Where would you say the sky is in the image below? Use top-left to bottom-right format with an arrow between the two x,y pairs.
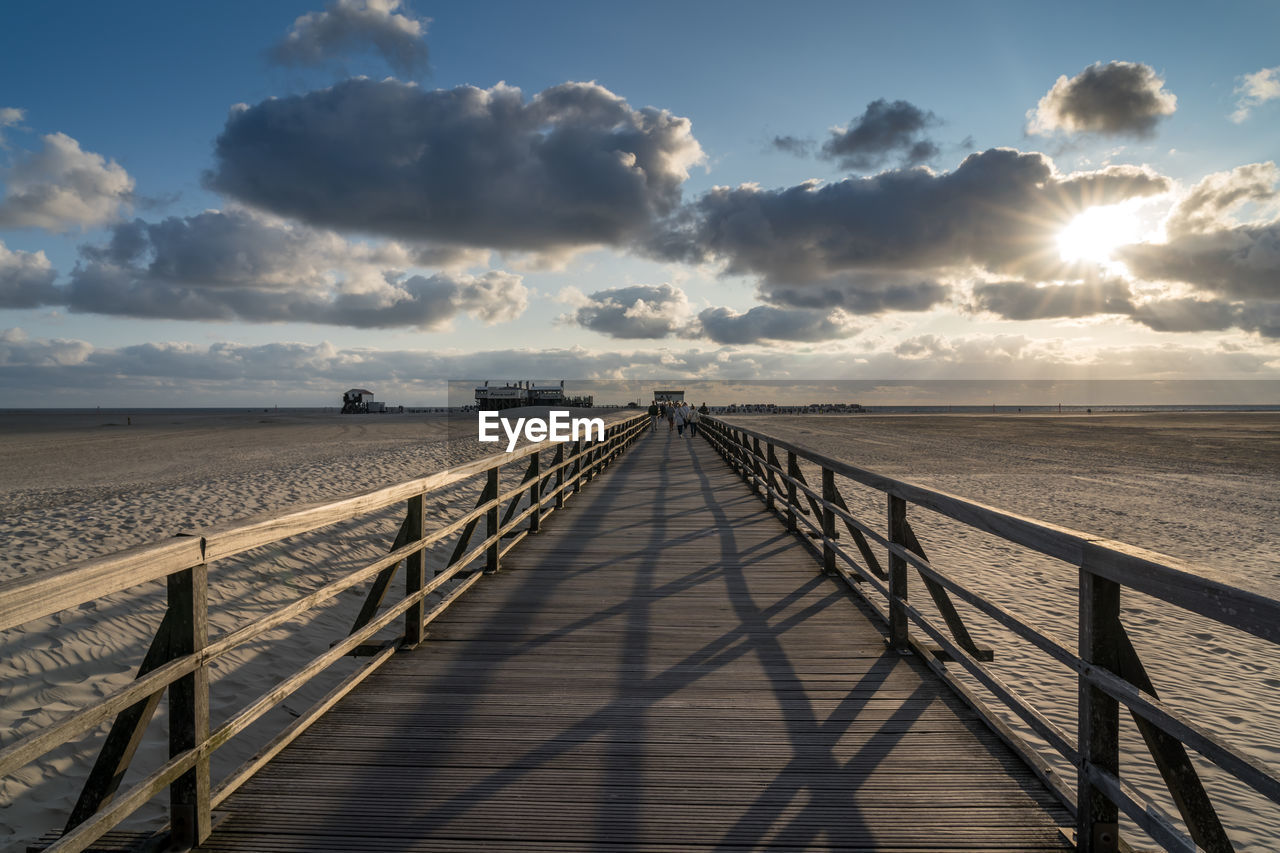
1,0 -> 1278,406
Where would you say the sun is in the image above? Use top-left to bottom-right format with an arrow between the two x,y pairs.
1056,203 -> 1141,265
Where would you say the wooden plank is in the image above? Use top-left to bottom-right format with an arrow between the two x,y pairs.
0,536 -> 203,631
64,611 -> 174,833
1078,566 -> 1121,853
707,418 -> 1280,642
167,563 -> 211,847
200,431 -> 1072,851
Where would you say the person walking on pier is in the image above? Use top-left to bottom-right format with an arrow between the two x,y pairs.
686,403 -> 700,438
648,401 -> 660,430
673,402 -> 688,437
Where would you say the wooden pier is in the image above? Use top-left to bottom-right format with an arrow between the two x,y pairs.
4,411 -> 1279,852
197,428 -> 1071,851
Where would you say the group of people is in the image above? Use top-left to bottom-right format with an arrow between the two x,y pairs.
648,400 -> 709,438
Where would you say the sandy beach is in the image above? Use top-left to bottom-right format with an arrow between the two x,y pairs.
1,410 -> 1278,851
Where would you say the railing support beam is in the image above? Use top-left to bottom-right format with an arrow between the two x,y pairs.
887,495 -> 909,651
168,562 -> 211,848
1078,565 -> 1121,853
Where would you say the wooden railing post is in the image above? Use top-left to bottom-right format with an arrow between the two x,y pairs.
554,443 -> 565,509
887,495 -> 908,651
486,466 -> 500,573
821,467 -> 837,575
404,494 -> 425,645
529,451 -> 542,534
1078,563 -> 1121,853
167,562 -> 211,848
764,442 -> 776,512
786,450 -> 798,532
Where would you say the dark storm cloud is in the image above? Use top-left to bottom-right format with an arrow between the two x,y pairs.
696,305 -> 857,344
971,280 -> 1135,320
821,99 -> 940,171
758,272 -> 949,313
0,241 -> 60,308
1027,61 -> 1177,138
53,209 -> 528,328
269,0 -> 430,78
568,283 -> 691,339
649,148 -> 1170,287
1122,225 -> 1280,301
205,79 -> 703,252
1129,298 -> 1280,339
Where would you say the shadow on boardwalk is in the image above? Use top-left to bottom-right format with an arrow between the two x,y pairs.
202,430 -> 1071,851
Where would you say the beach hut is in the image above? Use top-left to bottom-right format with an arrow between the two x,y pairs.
342,388 -> 376,414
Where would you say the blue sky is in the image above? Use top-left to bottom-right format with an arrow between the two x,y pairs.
1,1 -> 1278,405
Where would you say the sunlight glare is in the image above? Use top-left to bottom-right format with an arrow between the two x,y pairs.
1056,204 -> 1141,265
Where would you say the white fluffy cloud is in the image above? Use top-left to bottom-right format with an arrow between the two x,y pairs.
269,0 -> 430,77
1,208 -> 529,329
0,132 -> 134,231
0,241 -> 59,307
1231,66 -> 1280,123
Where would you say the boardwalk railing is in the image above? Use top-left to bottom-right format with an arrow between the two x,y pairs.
0,412 -> 650,853
700,415 -> 1280,853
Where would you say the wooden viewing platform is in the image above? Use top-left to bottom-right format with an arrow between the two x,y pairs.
198,428 -> 1072,851
4,411 -> 1279,853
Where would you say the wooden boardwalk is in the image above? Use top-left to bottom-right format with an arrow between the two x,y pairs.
199,428 -> 1072,851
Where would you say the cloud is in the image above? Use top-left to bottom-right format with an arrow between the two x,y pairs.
697,305 -> 858,344
971,279 -> 1135,320
757,272 -> 950,313
1231,66 -> 1280,123
1120,164 -> 1279,302
206,79 -> 704,253
2,330 -> 1275,405
0,132 -> 134,231
0,328 -> 93,368
269,0 -> 429,77
649,148 -> 1170,292
0,241 -> 59,308
0,107 -> 23,146
1027,61 -> 1177,137
1164,162 -> 1278,237
770,135 -> 814,157
820,99 -> 940,171
565,283 -> 692,338
1126,297 -> 1280,338
1122,225 -> 1279,300
19,208 -> 527,329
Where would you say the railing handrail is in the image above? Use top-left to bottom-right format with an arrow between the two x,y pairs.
0,414 -> 629,632
700,414 -> 1280,853
705,415 -> 1280,644
0,411 -> 652,853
